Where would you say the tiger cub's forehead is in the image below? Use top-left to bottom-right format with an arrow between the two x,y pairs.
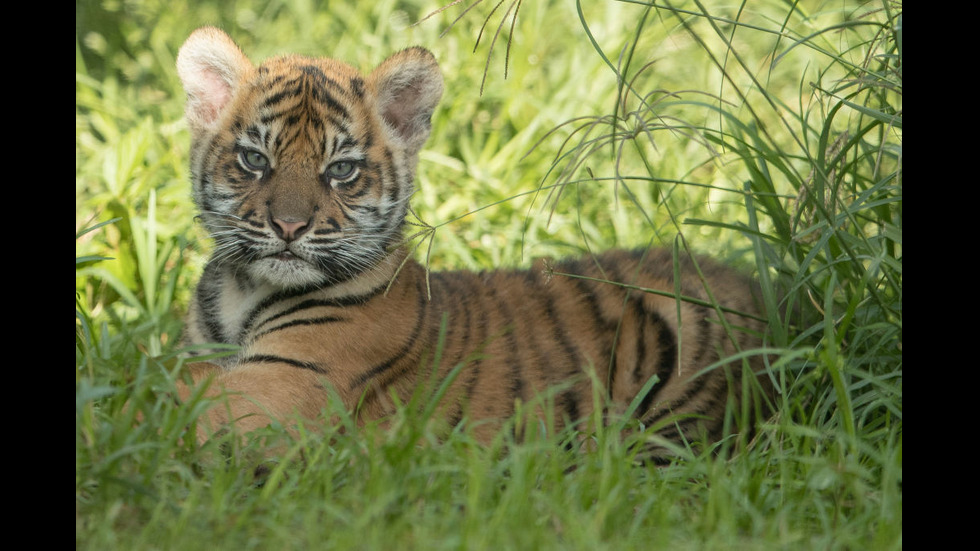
256,54 -> 367,98
236,54 -> 374,160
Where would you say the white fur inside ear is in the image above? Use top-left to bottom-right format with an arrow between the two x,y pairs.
176,27 -> 253,131
371,48 -> 444,153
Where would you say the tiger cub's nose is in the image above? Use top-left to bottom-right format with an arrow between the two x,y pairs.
272,217 -> 310,242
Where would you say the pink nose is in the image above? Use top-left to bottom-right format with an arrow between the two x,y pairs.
273,218 -> 309,241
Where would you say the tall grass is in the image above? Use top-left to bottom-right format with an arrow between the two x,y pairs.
76,0 -> 901,548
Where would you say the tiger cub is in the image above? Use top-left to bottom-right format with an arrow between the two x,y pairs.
175,27 -> 772,454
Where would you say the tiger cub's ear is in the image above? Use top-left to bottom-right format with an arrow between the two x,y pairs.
368,47 -> 444,154
176,26 -> 254,133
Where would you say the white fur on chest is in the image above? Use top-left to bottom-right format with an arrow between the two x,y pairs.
215,270 -> 278,347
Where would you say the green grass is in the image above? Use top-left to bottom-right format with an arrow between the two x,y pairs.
76,0 -> 902,549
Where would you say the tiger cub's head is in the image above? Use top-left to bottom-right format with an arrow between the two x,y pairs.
177,27 -> 443,289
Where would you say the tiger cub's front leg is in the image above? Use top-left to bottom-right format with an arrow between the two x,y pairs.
175,362 -> 332,443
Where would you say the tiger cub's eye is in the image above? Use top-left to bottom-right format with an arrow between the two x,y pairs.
240,149 -> 269,171
326,161 -> 357,182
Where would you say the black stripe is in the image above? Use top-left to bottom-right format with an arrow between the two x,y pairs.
240,354 -> 327,374
447,409 -> 463,429
691,314 -> 715,370
253,315 -> 346,340
652,414 -> 709,443
485,280 -> 525,406
299,65 -> 350,118
637,310 -> 678,416
198,174 -> 216,213
631,299 -> 648,384
349,76 -> 365,98
463,276 -> 489,407
539,276 -> 580,360
566,269 -> 618,390
241,282 -> 388,341
299,64 -> 346,92
261,80 -> 303,109
559,390 -> 580,427
531,272 -> 586,412
350,277 -> 429,389
195,264 -> 229,344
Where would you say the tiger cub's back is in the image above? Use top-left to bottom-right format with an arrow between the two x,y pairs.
395,247 -> 771,449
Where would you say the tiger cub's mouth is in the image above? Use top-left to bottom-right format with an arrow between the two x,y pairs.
270,251 -> 301,261
260,246 -> 315,270
249,248 -> 327,289
265,250 -> 317,272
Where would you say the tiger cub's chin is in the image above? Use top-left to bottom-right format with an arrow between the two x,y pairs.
175,26 -> 774,457
247,254 -> 329,290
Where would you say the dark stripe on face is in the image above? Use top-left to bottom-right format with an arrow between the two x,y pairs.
298,64 -> 345,91
299,65 -> 350,118
381,146 -> 400,201
245,125 -> 264,143
349,76 -> 365,98
331,134 -> 360,156
197,174 -> 216,213
261,81 -> 304,110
